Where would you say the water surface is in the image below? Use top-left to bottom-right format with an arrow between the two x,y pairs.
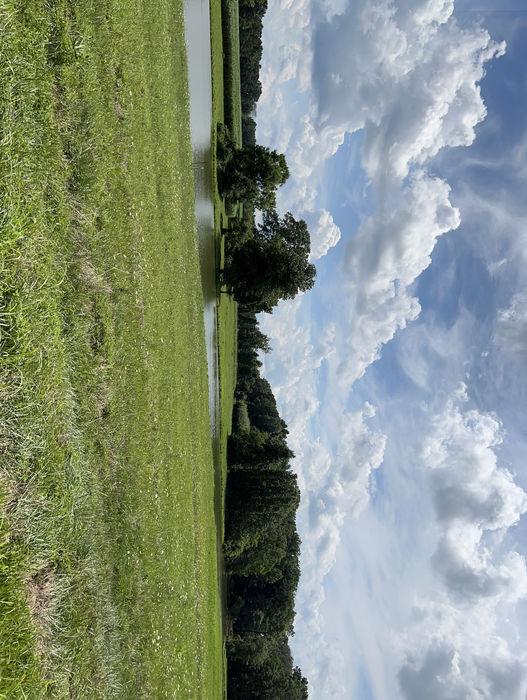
183,0 -> 227,637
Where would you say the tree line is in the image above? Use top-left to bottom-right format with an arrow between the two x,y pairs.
225,309 -> 308,700
239,0 -> 267,145
217,120 -> 315,312
216,0 -> 315,313
218,0 -> 315,695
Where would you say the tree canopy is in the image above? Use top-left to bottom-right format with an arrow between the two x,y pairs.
219,144 -> 290,210
223,211 -> 316,313
225,308 -> 309,697
239,0 -> 267,116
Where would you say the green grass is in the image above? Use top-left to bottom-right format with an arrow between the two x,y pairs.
209,4 -> 240,698
211,0 -> 226,135
0,0 -> 222,697
220,0 -> 243,150
217,297 -> 238,506
210,0 -> 239,510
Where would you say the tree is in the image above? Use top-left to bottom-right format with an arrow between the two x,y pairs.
239,0 -> 268,114
246,375 -> 288,436
223,210 -> 317,313
218,144 -> 289,209
228,427 -> 293,466
224,466 -> 300,558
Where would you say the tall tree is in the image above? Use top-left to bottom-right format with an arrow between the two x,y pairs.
225,466 -> 300,558
224,210 -> 316,313
219,144 -> 289,209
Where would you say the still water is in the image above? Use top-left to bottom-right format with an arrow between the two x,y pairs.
182,0 -> 218,436
182,0 -> 227,634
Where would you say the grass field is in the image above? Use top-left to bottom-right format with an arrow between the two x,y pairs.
209,4 -> 239,690
0,1 -> 223,697
210,0 -> 239,511
218,0 -> 242,150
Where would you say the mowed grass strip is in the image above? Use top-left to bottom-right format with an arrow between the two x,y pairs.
210,0 -> 239,512
0,1 -> 222,697
219,0 -> 242,149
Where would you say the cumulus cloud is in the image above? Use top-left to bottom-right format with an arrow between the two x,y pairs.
453,381 -> 469,402
257,0 -> 510,697
261,302 -> 386,684
314,2 -> 504,187
260,299 -> 336,471
260,0 -> 502,394
338,175 -> 460,386
259,0 -> 503,229
394,402 -> 527,700
421,403 -> 527,603
295,404 -> 387,638
399,643 -> 526,700
304,209 -> 342,261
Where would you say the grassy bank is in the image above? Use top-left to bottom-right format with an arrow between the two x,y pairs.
219,0 -> 242,149
0,1 -> 222,697
210,0 -> 240,508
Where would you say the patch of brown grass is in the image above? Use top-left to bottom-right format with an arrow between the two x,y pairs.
25,564 -> 55,659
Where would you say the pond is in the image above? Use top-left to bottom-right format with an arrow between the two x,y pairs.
182,0 -> 227,637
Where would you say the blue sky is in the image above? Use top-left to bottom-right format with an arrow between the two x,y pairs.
255,1 -> 527,698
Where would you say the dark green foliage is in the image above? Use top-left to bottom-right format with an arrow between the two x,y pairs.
246,376 -> 288,436
239,0 -> 267,114
225,309 -> 308,696
218,144 -> 289,209
228,638 -> 308,700
228,428 -> 293,465
242,114 -> 257,146
225,461 -> 300,557
223,0 -> 310,692
223,210 -> 316,313
228,526 -> 300,639
228,425 -> 270,464
229,518 -> 293,579
226,215 -> 255,251
238,307 -> 272,354
217,122 -> 237,170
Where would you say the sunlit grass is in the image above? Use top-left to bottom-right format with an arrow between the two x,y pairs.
0,0 -> 222,697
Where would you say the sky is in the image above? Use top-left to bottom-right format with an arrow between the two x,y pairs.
254,1 -> 527,698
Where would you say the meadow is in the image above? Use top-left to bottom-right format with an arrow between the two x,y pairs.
0,0 -> 238,696
211,0 -> 240,509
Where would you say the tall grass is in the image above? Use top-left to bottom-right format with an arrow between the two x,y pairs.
0,0 -> 222,697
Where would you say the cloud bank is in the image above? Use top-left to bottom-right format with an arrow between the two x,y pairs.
397,402 -> 527,700
339,174 -> 460,387
256,0 -> 515,697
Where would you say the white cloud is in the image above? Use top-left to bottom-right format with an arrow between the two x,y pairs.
338,174 -> 460,387
260,299 -> 335,477
420,403 -> 527,604
256,1 -> 513,697
453,381 -> 469,402
259,0 -> 501,394
261,302 -> 387,695
259,0 -> 504,223
304,209 -> 342,261
316,6 -> 505,187
399,642 -> 526,700
394,402 -> 527,700
495,292 -> 527,369
294,405 -> 387,673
